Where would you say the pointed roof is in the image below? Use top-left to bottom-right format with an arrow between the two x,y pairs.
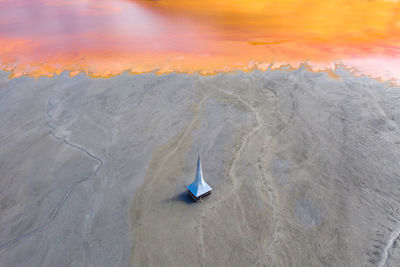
187,155 -> 212,197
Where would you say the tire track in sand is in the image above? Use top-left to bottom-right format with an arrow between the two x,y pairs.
196,85 -> 262,265
130,89 -> 208,266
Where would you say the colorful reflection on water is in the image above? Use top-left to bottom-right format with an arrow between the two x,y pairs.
0,0 -> 399,80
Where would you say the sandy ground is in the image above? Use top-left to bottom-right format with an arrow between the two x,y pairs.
0,68 -> 400,266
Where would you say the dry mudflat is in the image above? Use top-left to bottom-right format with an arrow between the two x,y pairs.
0,68 -> 400,266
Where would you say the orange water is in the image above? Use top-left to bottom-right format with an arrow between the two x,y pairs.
0,0 -> 399,80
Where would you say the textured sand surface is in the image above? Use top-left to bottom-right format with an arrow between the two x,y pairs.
0,69 -> 400,266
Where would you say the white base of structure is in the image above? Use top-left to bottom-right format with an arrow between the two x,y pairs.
187,190 -> 211,202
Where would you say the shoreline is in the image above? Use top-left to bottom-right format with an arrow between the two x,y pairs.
1,61 -> 398,86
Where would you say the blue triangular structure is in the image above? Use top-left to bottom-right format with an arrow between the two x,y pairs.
187,155 -> 212,201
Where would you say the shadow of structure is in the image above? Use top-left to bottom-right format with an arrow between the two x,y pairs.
167,191 -> 196,204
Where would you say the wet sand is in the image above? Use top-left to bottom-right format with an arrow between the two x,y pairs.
0,68 -> 400,266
